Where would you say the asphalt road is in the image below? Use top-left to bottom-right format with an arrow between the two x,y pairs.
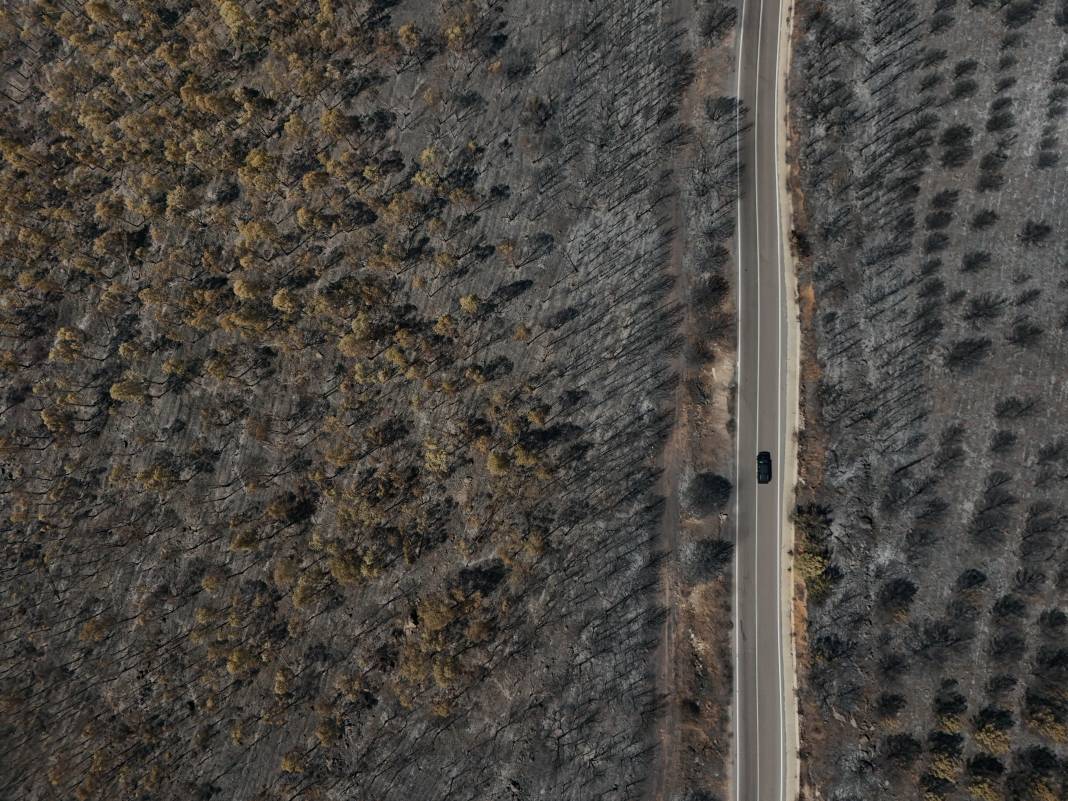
732,0 -> 795,798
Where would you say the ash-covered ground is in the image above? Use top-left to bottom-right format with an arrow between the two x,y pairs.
791,0 -> 1068,798
0,1 -> 739,800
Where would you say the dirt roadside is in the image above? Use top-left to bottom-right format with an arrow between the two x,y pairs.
650,5 -> 743,799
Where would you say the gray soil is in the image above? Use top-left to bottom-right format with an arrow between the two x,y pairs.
790,0 -> 1068,798
0,1 -> 738,800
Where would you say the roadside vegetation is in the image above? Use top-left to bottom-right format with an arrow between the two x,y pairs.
0,1 -> 739,800
791,0 -> 1068,799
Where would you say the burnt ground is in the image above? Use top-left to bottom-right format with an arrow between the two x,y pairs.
790,0 -> 1068,799
0,1 -> 739,801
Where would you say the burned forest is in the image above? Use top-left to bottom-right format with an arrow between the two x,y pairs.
0,1 -> 742,801
792,0 -> 1068,799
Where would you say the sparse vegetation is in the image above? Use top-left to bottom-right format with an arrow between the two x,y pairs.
0,1 -> 738,800
792,0 -> 1068,798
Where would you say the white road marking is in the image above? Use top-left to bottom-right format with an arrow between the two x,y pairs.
772,0 -> 788,797
733,0 -> 792,798
731,0 -> 748,799
752,0 -> 766,797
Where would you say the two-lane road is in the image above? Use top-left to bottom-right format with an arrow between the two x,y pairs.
732,0 -> 797,799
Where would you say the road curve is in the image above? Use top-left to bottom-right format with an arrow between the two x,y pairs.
732,0 -> 797,799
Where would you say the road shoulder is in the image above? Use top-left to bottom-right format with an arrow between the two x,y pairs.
776,0 -> 802,797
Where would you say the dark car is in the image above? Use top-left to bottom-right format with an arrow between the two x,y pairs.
757,451 -> 772,484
